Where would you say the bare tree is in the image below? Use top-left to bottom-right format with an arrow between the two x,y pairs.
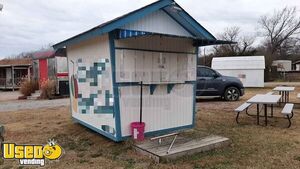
4,44 -> 54,59
213,26 -> 255,57
259,7 -> 300,56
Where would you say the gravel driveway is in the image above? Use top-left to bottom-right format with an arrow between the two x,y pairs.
0,91 -> 21,102
0,98 -> 70,112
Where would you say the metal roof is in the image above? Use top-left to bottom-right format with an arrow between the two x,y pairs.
53,0 -> 229,49
0,58 -> 32,67
32,48 -> 66,60
293,60 -> 300,64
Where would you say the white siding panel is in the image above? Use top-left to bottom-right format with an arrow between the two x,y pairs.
152,52 -> 161,82
160,53 -> 170,82
168,53 -> 178,82
178,54 -> 188,82
56,57 -> 68,73
187,54 -> 197,81
135,51 -> 144,82
143,52 -> 153,83
115,49 -> 195,83
119,84 -> 194,137
121,10 -> 192,37
115,50 -> 123,82
67,35 -> 116,135
116,49 -> 136,82
216,69 -> 265,87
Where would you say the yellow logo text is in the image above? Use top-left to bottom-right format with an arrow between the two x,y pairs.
2,140 -> 63,166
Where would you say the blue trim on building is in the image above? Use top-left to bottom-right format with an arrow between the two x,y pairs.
116,29 -> 196,41
116,82 -> 140,86
53,0 -> 173,49
117,82 -> 197,86
73,117 -> 117,141
118,29 -> 150,39
192,47 -> 199,127
185,81 -> 197,84
109,31 -> 123,142
149,84 -> 157,95
167,84 -> 175,94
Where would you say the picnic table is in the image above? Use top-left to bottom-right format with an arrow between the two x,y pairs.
247,94 -> 281,126
273,86 -> 295,103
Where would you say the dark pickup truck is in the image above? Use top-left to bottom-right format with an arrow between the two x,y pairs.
196,66 -> 245,101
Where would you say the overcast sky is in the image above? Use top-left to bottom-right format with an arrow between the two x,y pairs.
0,0 -> 300,59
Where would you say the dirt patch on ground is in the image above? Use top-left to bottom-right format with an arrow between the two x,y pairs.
0,88 -> 299,168
0,98 -> 69,112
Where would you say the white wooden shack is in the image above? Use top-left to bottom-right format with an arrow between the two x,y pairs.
53,0 -> 229,141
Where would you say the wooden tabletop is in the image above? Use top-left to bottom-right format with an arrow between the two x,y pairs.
273,86 -> 295,92
247,94 -> 282,104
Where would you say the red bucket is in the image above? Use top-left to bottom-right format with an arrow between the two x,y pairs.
130,122 -> 145,141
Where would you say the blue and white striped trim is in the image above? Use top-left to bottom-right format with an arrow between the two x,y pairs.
118,29 -> 151,39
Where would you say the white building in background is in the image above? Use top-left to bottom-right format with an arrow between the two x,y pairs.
293,60 -> 300,71
272,60 -> 292,72
212,56 -> 265,87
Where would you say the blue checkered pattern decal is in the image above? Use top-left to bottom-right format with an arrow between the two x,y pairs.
77,58 -> 114,115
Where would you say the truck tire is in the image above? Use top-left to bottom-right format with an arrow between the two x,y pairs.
224,87 -> 240,101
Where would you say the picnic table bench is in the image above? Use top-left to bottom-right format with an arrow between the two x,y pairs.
234,93 -> 295,128
234,103 -> 252,124
273,86 -> 295,103
234,92 -> 277,124
281,103 -> 294,128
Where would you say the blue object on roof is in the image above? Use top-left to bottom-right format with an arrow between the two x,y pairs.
53,0 -> 218,49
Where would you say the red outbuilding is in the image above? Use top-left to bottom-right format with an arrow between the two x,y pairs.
32,49 -> 69,96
